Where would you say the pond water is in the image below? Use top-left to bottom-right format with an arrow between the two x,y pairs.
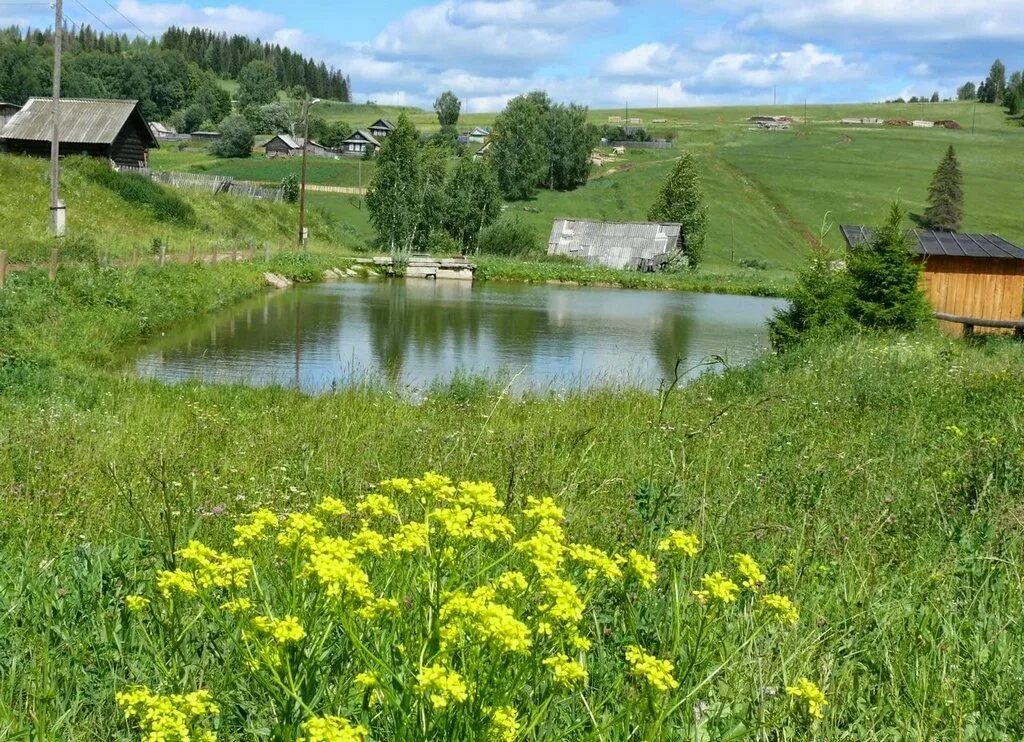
134,281 -> 785,393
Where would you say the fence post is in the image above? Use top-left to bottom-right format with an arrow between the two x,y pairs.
49,248 -> 59,282
0,249 -> 7,288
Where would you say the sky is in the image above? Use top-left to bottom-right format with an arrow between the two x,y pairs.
4,1 -> 1022,112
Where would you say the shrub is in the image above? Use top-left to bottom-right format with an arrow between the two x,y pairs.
739,257 -> 770,271
769,252 -> 856,351
81,160 -> 196,226
477,217 -> 540,256
116,474 -> 823,739
281,174 -> 300,204
212,115 -> 255,159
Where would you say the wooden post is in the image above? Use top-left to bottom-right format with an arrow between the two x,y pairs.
49,247 -> 58,281
0,250 -> 7,288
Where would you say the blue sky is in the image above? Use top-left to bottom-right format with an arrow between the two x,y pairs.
5,1 -> 1022,111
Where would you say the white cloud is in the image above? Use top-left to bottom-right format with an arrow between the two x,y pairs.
457,0 -> 619,27
602,42 -> 682,78
114,0 -> 285,36
702,44 -> 859,89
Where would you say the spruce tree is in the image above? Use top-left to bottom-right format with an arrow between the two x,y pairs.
923,146 -> 964,232
847,202 -> 931,331
647,153 -> 708,268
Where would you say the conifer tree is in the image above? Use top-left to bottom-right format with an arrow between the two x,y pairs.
647,152 -> 708,268
923,146 -> 964,232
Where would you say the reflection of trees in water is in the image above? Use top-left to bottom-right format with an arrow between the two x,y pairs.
651,312 -> 696,383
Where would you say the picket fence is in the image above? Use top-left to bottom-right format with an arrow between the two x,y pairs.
120,167 -> 284,203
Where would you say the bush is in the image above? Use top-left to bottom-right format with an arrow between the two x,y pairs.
477,217 -> 540,256
768,253 -> 856,351
212,115 -> 255,159
281,174 -> 300,204
80,159 -> 196,226
739,258 -> 770,271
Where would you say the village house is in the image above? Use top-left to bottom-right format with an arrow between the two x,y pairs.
548,219 -> 683,271
842,226 -> 1024,336
467,127 -> 490,143
149,121 -> 178,140
367,119 -> 395,140
0,102 -> 21,128
340,129 -> 381,157
0,97 -> 157,168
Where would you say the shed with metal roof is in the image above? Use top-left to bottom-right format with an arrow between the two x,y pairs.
548,219 -> 683,271
0,97 -> 157,168
842,225 -> 1024,335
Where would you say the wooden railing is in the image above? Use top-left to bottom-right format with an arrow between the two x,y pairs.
934,312 -> 1024,338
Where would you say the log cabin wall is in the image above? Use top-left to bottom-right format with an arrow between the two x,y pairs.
919,256 -> 1024,336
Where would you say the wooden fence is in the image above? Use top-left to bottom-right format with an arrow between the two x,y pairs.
119,167 -> 285,202
606,140 -> 675,150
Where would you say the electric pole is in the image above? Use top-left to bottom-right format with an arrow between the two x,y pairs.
50,0 -> 66,237
297,97 -> 320,246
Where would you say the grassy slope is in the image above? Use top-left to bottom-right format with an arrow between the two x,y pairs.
154,100 -> 1023,270
0,155 -> 332,263
2,262 -> 1024,736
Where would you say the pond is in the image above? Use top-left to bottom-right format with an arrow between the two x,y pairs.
134,281 -> 785,394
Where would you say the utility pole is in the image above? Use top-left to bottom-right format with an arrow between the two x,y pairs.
50,0 -> 66,237
297,97 -> 320,246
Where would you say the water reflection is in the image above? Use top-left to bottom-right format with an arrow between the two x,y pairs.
134,280 -> 784,393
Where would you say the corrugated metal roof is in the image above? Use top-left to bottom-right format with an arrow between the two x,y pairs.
267,134 -> 302,149
548,219 -> 683,270
841,225 -> 1024,261
1,98 -> 143,144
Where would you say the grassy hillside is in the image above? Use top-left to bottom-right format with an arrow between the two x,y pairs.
152,100 -> 1022,270
0,155 -> 332,263
3,260 -> 1024,737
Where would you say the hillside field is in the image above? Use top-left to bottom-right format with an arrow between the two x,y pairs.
154,100 -> 1023,269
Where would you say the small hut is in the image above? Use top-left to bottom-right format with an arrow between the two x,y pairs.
0,97 -> 157,167
548,219 -> 683,271
842,226 -> 1024,335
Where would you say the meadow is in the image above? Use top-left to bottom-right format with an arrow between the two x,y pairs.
2,257 -> 1024,738
153,100 -> 1024,271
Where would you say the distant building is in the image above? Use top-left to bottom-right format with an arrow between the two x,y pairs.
264,134 -> 303,158
367,119 -> 395,140
840,117 -> 884,125
0,97 -> 157,168
0,102 -> 21,128
467,127 -> 490,143
191,131 -> 222,141
548,219 -> 683,271
842,225 -> 1024,336
340,129 -> 381,157
149,121 -> 177,139
912,120 -> 935,128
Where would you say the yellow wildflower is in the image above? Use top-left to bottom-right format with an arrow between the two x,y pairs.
469,513 -> 517,542
351,527 -> 388,557
433,506 -> 474,539
543,654 -> 588,689
494,571 -> 529,595
657,530 -> 701,558
760,593 -> 799,625
125,595 -> 150,613
786,677 -> 828,719
220,597 -> 254,615
442,590 -> 533,653
628,550 -> 658,589
624,645 -> 679,692
515,518 -> 567,576
356,493 -> 399,518
252,615 -> 306,645
116,687 -> 218,742
304,537 -> 374,602
538,574 -> 585,625
389,522 -> 430,554
732,553 -> 767,591
488,705 -> 520,742
358,597 -> 400,621
416,665 -> 469,708
232,509 -> 279,548
523,496 -> 564,521
379,477 -> 414,497
178,541 -> 252,590
456,480 -> 502,511
156,569 -> 198,599
276,512 -> 324,548
317,497 -> 349,517
697,572 -> 740,604
299,715 -> 368,742
412,472 -> 456,500
568,544 -> 624,582
354,671 -> 379,689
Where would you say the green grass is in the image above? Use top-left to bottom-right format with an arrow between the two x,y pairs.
2,260 -> 1024,737
150,150 -> 376,190
0,155 -> 334,263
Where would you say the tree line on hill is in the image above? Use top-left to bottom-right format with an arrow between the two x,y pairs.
956,58 -> 1024,120
0,25 -> 349,131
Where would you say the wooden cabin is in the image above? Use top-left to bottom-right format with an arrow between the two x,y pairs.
368,119 -> 395,140
340,129 -> 380,157
842,226 -> 1024,336
0,98 -> 157,168
264,134 -> 303,158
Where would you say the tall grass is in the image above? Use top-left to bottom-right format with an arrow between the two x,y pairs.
1,260 -> 1024,737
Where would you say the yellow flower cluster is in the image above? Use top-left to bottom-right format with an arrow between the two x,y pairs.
303,536 -> 373,602
299,715 -> 368,742
761,593 -> 799,625
442,587 -> 532,653
515,517 -> 567,576
356,493 -> 399,518
232,508 -> 279,547
542,654 -> 588,689
523,496 -> 564,521
488,705 -> 521,742
416,664 -> 469,708
657,530 -> 701,558
116,687 -> 218,742
538,574 -> 585,625
627,550 -> 658,589
126,595 -> 150,613
694,571 -> 740,604
276,513 -> 325,548
624,645 -> 679,692
178,541 -> 252,590
732,553 -> 767,591
156,569 -> 198,598
494,570 -> 529,594
389,522 -> 429,554
317,497 -> 349,517
567,544 -> 624,582
220,597 -> 254,614
252,615 -> 306,645
786,677 -> 828,719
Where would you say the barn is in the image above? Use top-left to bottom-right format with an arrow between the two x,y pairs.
264,134 -> 303,158
842,226 -> 1024,336
548,219 -> 683,271
0,97 -> 157,168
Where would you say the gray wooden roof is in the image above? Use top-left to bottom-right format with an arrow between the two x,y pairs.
343,129 -> 381,146
548,219 -> 683,270
841,225 -> 1024,260
1,98 -> 156,146
266,133 -> 302,149
369,119 -> 395,131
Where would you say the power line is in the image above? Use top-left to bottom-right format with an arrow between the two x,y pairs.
96,0 -> 148,37
70,0 -> 114,33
